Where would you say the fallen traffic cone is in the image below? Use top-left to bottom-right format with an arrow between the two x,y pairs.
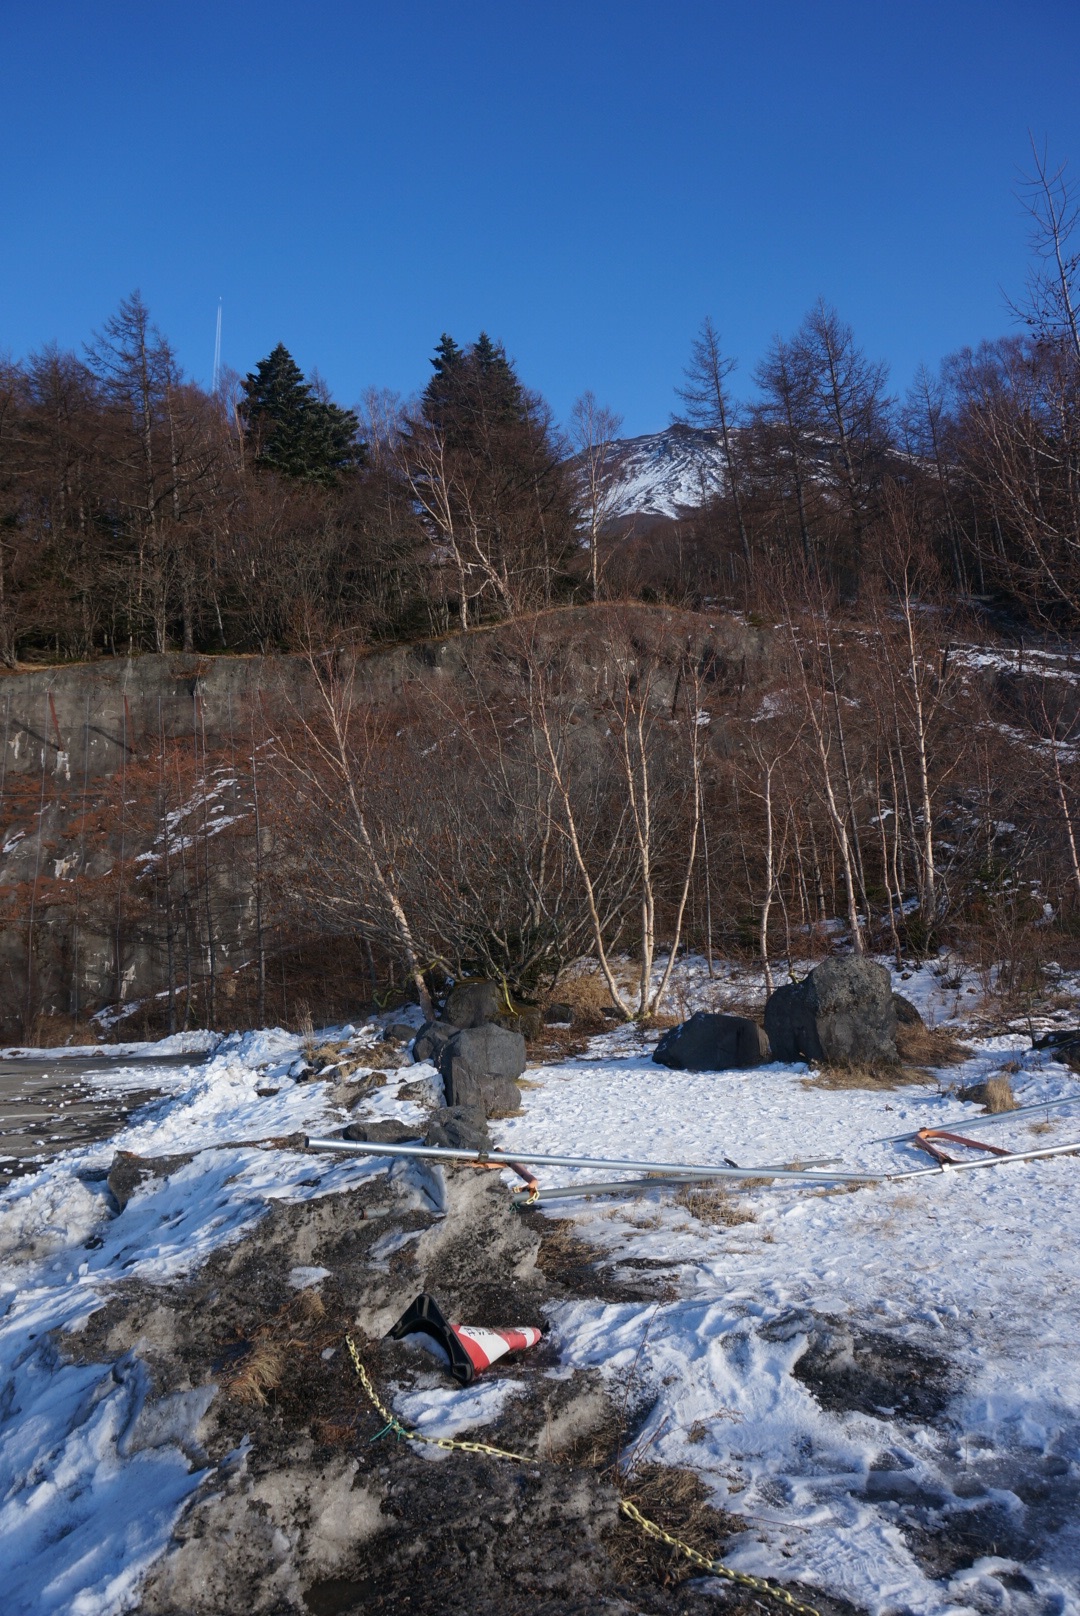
387,1293 -> 542,1386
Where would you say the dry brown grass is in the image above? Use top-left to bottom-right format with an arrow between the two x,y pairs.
673,1184 -> 754,1227
527,1025 -> 592,1061
895,1021 -> 971,1067
296,1288 -> 326,1321
809,1180 -> 876,1197
533,1214 -> 608,1289
638,1010 -> 680,1032
984,1074 -> 1017,1112
550,964 -> 630,1031
958,1073 -> 1017,1113
311,1041 -> 346,1067
226,1340 -> 286,1406
806,1060 -> 913,1090
607,1462 -> 741,1588
219,1284 -> 336,1408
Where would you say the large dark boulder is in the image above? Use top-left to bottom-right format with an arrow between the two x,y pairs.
343,1118 -> 423,1144
424,1105 -> 491,1151
439,1024 -> 526,1116
444,981 -> 502,1028
653,1012 -> 769,1072
763,982 -> 824,1063
413,1020 -> 458,1064
764,958 -> 898,1065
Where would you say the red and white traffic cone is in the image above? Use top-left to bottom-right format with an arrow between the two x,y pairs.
387,1294 -> 542,1386
451,1323 -> 543,1377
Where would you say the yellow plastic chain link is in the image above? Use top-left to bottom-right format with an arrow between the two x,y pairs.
345,1337 -> 822,1616
346,1336 -> 532,1461
618,1497 -> 823,1616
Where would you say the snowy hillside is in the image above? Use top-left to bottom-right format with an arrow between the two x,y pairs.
600,424 -> 726,521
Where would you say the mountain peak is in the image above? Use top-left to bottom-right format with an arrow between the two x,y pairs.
601,424 -> 726,521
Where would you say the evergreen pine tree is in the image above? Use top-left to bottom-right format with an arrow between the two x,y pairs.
471,332 -> 524,422
421,334 -> 466,429
242,343 -> 363,484
406,331 -> 577,619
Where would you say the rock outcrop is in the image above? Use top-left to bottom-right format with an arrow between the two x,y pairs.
764,958 -> 898,1065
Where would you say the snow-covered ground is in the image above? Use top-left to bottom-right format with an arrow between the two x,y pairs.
2,977 -> 1080,1615
498,1043 -> 1080,1616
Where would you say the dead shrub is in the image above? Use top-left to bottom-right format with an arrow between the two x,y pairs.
806,1060 -> 913,1090
673,1184 -> 754,1226
895,1021 -> 970,1067
958,1073 -> 1017,1113
25,1011 -> 101,1048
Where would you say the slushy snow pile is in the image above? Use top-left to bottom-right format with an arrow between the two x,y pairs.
2,973 -> 1080,1615
0,1028 -> 400,1616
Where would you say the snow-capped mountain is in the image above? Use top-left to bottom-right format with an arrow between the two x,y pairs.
600,424 -> 726,521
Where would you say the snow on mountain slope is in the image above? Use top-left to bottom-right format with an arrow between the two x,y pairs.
600,424 -> 726,521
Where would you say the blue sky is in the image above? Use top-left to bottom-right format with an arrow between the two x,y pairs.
2,1 -> 1078,434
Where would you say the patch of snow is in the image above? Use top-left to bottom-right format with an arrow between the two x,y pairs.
287,1265 -> 331,1289
393,1379 -> 524,1443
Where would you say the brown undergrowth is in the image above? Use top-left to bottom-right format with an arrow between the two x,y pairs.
895,1021 -> 971,1067
957,1073 -> 1017,1113
806,1061 -> 915,1091
608,1462 -> 744,1588
673,1184 -> 755,1226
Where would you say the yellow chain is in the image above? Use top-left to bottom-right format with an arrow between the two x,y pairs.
345,1337 -> 821,1616
618,1496 -> 823,1616
345,1336 -> 532,1461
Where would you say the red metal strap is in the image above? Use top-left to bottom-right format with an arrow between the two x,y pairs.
913,1127 -> 1013,1165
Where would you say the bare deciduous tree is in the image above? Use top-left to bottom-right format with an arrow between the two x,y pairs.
569,391 -> 624,601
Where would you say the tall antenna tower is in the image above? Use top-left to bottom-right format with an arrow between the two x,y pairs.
212,298 -> 222,392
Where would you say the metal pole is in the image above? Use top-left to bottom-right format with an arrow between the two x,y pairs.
867,1093 -> 1080,1144
512,1138 -> 1080,1201
510,1174 -> 788,1204
304,1136 -> 889,1184
304,1133 -> 1080,1192
897,1137 -> 1080,1176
